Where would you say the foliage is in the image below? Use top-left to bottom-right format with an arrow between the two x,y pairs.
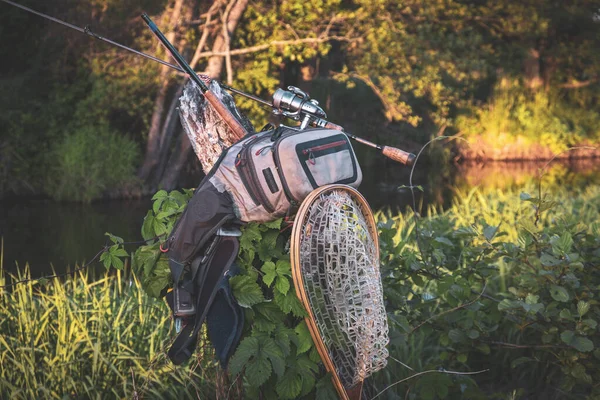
131,188 -> 194,297
0,267 -> 221,399
4,181 -> 599,398
455,82 -> 600,156
129,189 -> 332,398
1,0 -> 599,198
46,122 -> 140,202
373,183 -> 600,399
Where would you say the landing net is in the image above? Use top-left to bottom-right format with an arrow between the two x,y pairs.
296,187 -> 389,389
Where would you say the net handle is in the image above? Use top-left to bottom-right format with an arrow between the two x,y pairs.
290,184 -> 379,400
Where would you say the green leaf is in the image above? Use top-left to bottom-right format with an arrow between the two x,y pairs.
511,357 -> 535,368
246,356 -> 272,387
570,364 -> 592,384
498,299 -> 522,311
295,321 -> 313,354
111,254 -> 124,270
152,219 -> 168,236
549,285 -> 569,302
434,237 -> 454,247
240,223 -> 263,252
315,373 -> 338,400
274,328 -> 293,357
483,225 -> 498,241
141,211 -> 156,240
520,192 -> 532,200
105,232 -> 124,245
262,261 -> 277,287
231,275 -> 265,308
525,294 -> 539,304
560,331 -> 575,344
257,231 -> 280,262
255,302 -> 286,323
561,330 -> 594,352
553,232 -> 574,255
559,309 -> 573,321
100,251 -> 111,270
274,290 -> 307,318
262,336 -> 286,378
276,368 -> 303,399
275,260 -> 291,276
229,336 -> 259,377
571,337 -> 594,353
151,190 -> 168,201
37,277 -> 49,286
275,276 -> 291,296
583,319 -> 597,329
448,329 -> 466,343
263,218 -> 283,230
540,253 -> 561,267
577,301 -> 590,317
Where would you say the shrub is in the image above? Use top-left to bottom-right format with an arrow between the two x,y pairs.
47,123 -> 139,202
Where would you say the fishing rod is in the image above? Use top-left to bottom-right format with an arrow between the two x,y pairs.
0,0 -> 272,108
1,0 -> 416,165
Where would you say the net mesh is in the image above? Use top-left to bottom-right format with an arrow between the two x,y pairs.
299,189 -> 389,388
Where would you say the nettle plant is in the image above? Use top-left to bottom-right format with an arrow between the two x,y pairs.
123,189 -> 338,399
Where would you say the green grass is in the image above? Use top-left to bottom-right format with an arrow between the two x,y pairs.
0,266 -> 223,399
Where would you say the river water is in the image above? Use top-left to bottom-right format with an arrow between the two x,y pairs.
1,158 -> 598,278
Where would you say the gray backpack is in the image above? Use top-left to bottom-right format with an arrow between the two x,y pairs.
211,126 -> 363,222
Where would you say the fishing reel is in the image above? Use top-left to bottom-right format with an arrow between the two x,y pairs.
272,86 -> 327,130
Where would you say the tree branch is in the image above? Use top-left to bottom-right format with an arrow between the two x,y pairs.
485,341 -> 570,350
558,78 -> 597,89
222,0 -> 236,84
192,35 -> 358,58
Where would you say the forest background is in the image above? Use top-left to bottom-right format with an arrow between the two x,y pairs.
0,0 -> 599,202
1,1 -> 600,399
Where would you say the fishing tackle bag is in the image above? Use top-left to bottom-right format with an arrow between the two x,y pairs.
211,126 -> 363,223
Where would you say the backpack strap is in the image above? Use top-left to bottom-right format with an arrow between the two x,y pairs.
168,235 -> 240,365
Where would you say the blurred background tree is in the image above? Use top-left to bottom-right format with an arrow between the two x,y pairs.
0,0 -> 598,201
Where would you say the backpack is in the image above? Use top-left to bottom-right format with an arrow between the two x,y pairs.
211,125 -> 363,222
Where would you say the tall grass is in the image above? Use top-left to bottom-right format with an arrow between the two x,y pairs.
0,266 -> 220,399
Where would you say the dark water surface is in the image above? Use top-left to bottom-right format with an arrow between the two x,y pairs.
1,159 -> 598,278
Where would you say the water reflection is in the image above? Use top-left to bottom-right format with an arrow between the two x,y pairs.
0,198 -> 149,277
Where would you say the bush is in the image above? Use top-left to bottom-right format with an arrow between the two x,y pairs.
47,123 -> 139,202
455,81 -> 600,158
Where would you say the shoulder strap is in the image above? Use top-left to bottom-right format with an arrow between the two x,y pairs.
168,236 -> 240,365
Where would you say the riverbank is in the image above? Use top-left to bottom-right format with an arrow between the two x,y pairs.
456,136 -> 600,162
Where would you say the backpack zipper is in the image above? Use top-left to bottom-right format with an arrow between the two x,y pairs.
302,140 -> 347,154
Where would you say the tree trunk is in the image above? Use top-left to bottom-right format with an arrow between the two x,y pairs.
137,0 -> 186,181
150,84 -> 185,187
158,0 -> 249,190
524,48 -> 543,90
